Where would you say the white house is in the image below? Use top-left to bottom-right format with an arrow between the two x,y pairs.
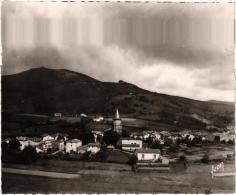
35,146 -> 44,153
118,138 -> 143,151
93,116 -> 104,122
135,148 -> 161,161
66,139 -> 82,153
42,134 -> 54,142
87,143 -> 100,154
19,140 -> 40,150
80,113 -> 87,118
42,140 -> 54,151
16,136 -> 28,141
54,113 -> 62,117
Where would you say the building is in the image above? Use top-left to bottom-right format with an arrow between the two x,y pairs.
77,146 -> 88,154
19,140 -> 40,150
54,113 -> 62,117
52,133 -> 68,141
135,148 -> 161,161
93,116 -> 104,122
92,130 -> 104,143
42,134 -> 54,142
58,140 -> 65,151
87,143 -> 101,154
66,139 -> 82,153
113,108 -> 122,134
118,138 -> 143,151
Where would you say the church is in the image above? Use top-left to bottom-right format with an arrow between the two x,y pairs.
113,108 -> 122,134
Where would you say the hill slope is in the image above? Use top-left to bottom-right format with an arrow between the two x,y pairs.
2,67 -> 234,130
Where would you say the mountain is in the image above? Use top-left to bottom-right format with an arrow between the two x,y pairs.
2,67 -> 234,130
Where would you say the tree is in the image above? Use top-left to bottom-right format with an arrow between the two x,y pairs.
2,141 -> 9,155
179,155 -> 188,169
103,130 -> 121,146
122,130 -> 130,137
8,138 -> 21,152
128,154 -> 138,172
201,154 -> 210,164
80,132 -> 95,145
128,154 -> 138,165
95,150 -> 108,162
168,144 -> 179,153
22,145 -> 39,164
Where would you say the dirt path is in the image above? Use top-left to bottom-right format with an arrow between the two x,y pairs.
2,167 -> 80,179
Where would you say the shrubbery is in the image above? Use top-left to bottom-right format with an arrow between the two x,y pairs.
2,140 -> 39,164
201,154 -> 210,163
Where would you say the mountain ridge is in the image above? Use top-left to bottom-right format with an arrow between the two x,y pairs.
2,67 -> 234,130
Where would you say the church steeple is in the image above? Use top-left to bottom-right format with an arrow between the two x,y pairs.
115,108 -> 120,119
113,108 -> 122,134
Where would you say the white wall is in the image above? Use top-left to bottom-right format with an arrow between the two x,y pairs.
122,140 -> 142,147
66,141 -> 82,153
87,146 -> 100,154
121,139 -> 142,151
137,153 -> 160,161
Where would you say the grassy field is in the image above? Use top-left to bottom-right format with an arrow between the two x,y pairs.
2,160 -> 235,193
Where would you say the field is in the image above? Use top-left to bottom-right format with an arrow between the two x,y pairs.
2,160 -> 235,193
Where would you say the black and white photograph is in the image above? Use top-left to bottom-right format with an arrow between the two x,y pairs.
1,0 -> 235,193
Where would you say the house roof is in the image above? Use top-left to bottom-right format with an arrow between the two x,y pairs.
122,144 -> 140,147
67,139 -> 82,143
136,148 -> 161,154
77,146 -> 87,151
87,143 -> 100,147
120,138 -> 142,141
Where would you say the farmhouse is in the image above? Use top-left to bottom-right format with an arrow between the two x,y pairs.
117,138 -> 143,151
135,148 -> 161,161
66,139 -> 82,153
87,143 -> 101,154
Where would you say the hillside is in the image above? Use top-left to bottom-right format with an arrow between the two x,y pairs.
2,67 -> 234,130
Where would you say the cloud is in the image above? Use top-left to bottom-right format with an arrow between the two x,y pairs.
2,2 -> 235,102
3,44 -> 235,102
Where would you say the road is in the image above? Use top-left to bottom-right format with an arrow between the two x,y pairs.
2,163 -> 235,193
2,167 -> 80,179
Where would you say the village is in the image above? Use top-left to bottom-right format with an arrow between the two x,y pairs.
2,109 -> 235,172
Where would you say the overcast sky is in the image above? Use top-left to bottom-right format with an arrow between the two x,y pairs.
2,2 -> 235,102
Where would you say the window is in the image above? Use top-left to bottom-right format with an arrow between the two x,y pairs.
154,154 -> 156,159
142,154 -> 145,159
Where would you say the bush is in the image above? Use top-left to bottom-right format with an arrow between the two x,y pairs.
8,138 -> 21,152
127,154 -> 138,166
103,130 -> 121,146
168,144 -> 179,153
95,150 -> 108,162
22,145 -> 39,164
179,155 -> 186,161
179,155 -> 188,169
201,154 -> 210,164
80,151 -> 91,161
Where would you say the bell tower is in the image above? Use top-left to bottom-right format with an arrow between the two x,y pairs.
113,108 -> 122,134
